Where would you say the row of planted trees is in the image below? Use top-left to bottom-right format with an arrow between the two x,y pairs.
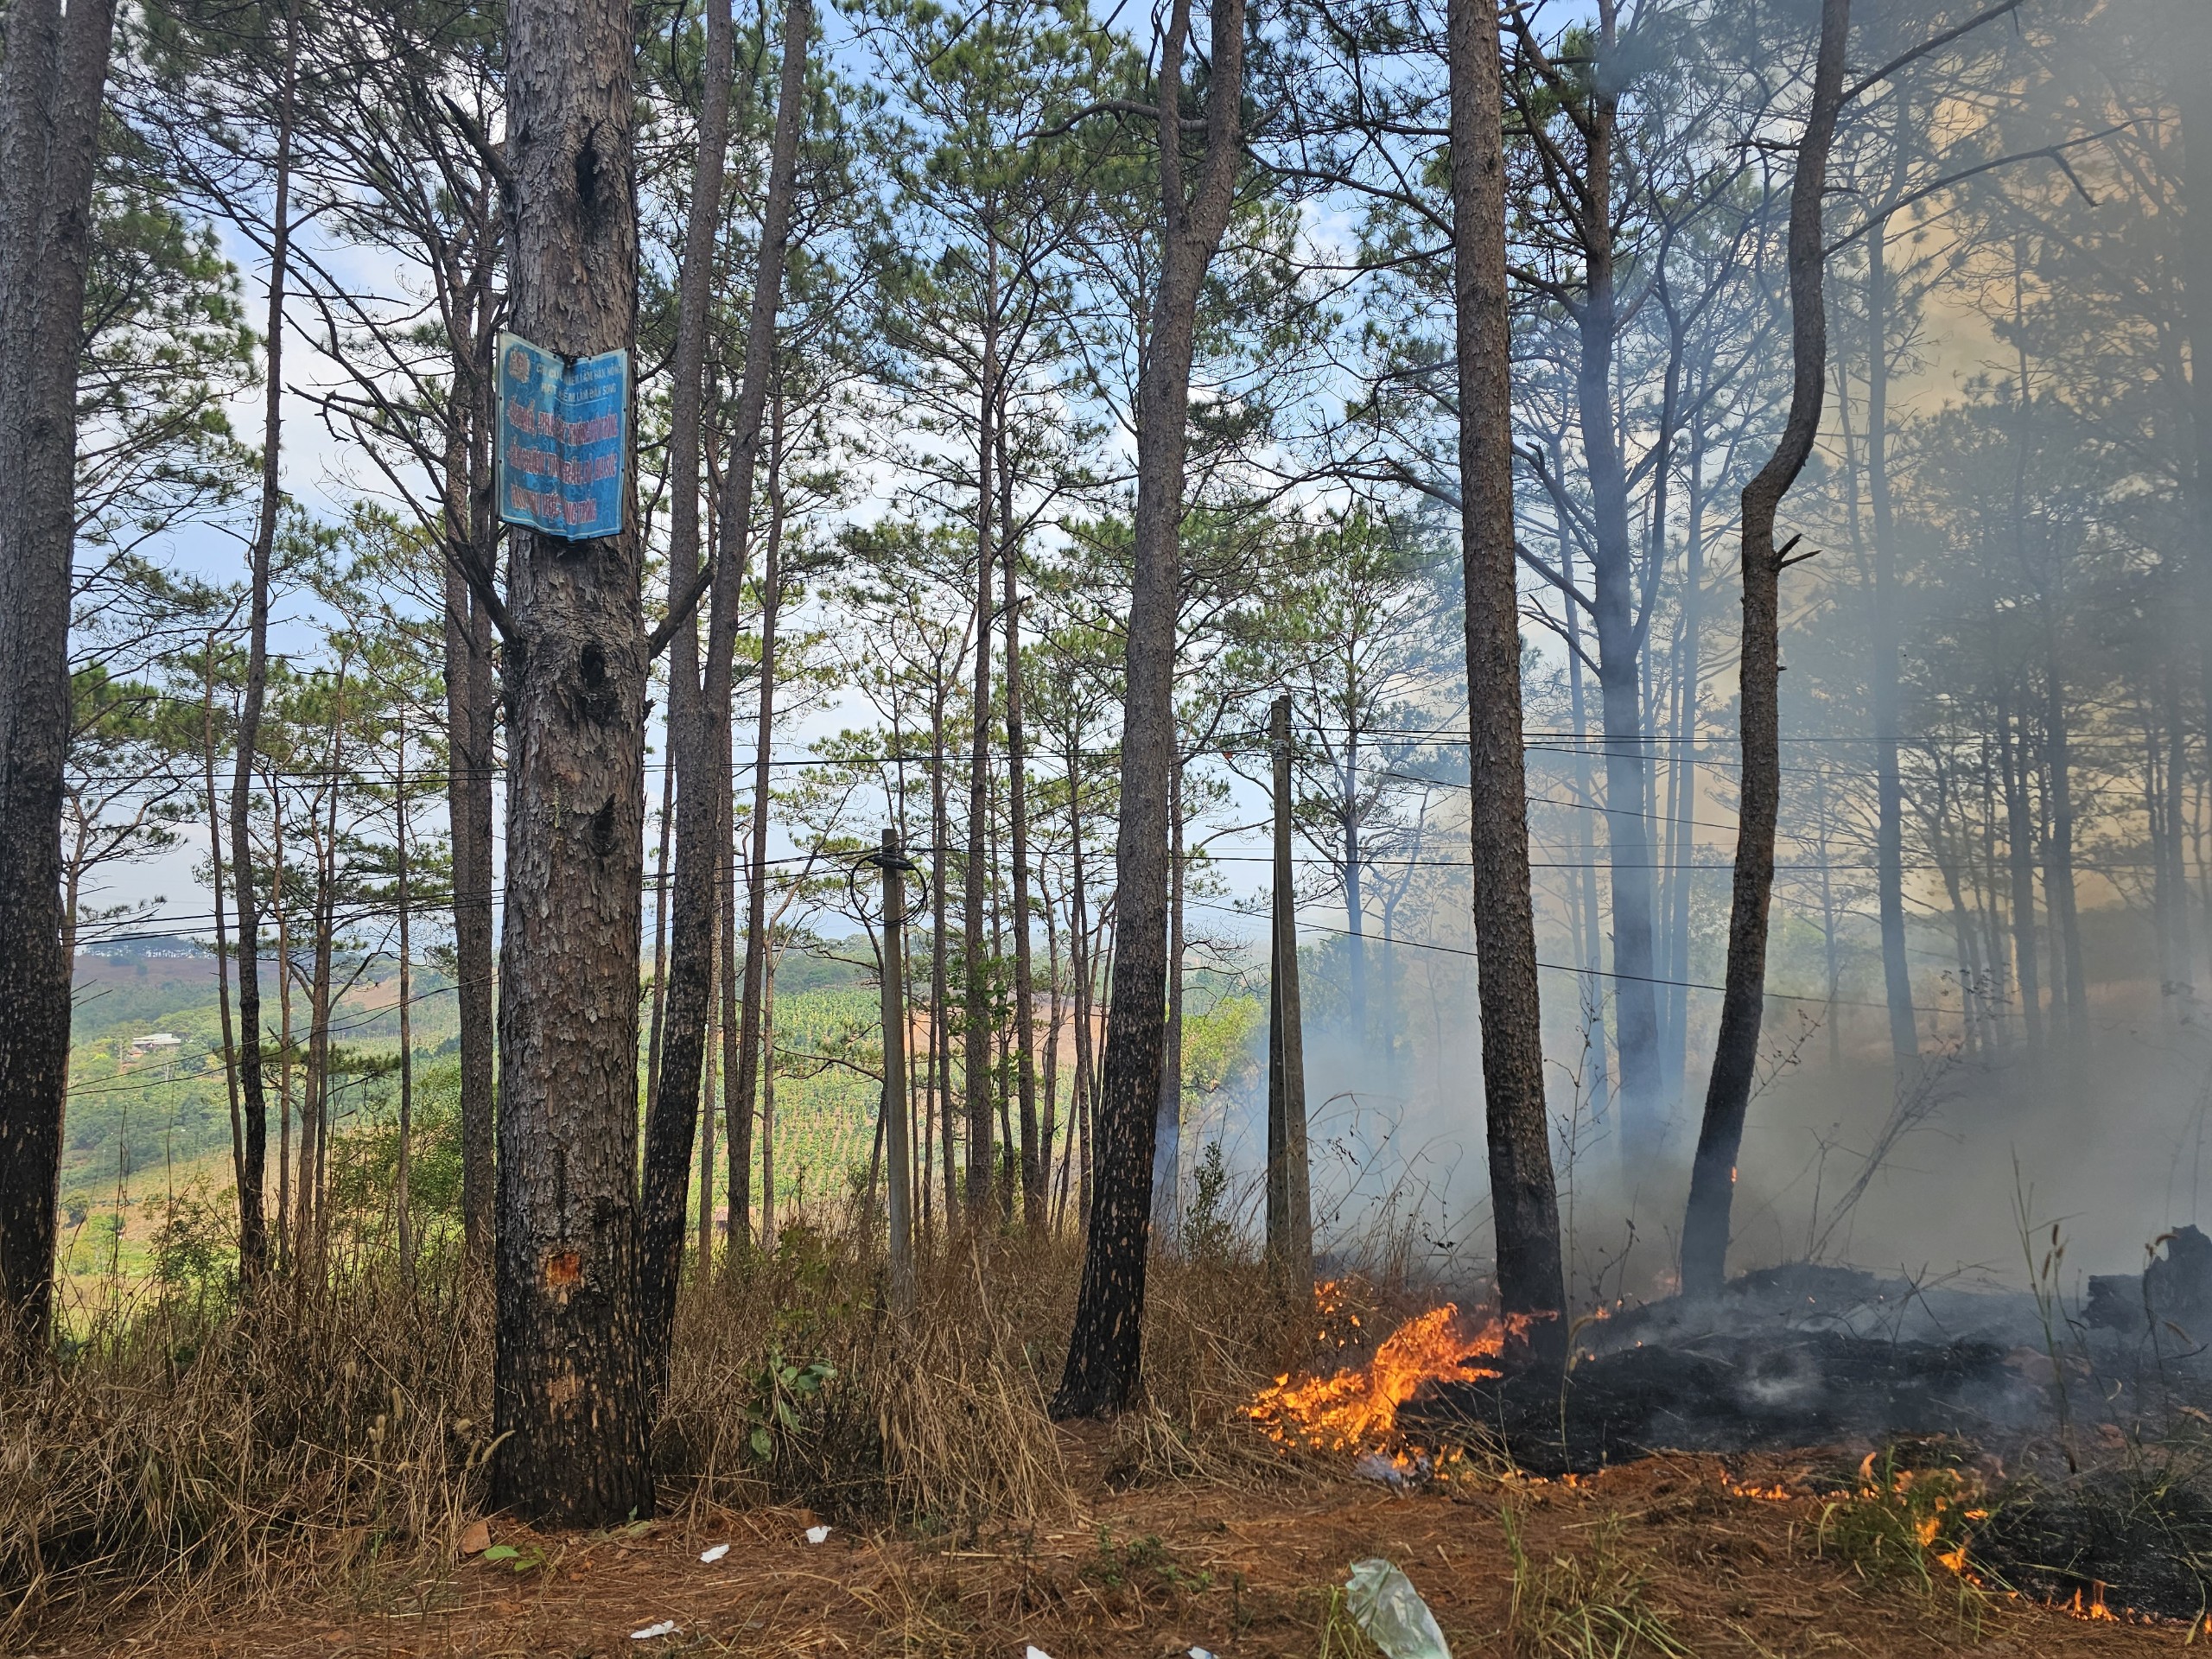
8,0 -> 2209,1526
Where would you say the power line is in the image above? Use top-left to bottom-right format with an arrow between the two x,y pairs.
1183,897 -> 1978,1019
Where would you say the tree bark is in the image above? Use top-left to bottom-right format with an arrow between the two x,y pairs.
0,0 -> 118,1356
1451,0 -> 1563,1363
1864,224 -> 1918,1071
640,0 -> 734,1364
732,464 -> 787,1248
1153,761 -> 1185,1240
490,0 -> 654,1526
1660,423 -> 1707,1102
1053,0 -> 1243,1420
1546,0 -> 1663,1163
1680,0 -> 1849,1299
226,0 -> 299,1290
930,689 -> 956,1221
1995,675 -> 2043,1050
1003,457 -> 1041,1227
715,0 -> 810,1252
443,338 -> 498,1278
203,642 -> 246,1202
1265,696 -> 1313,1282
395,709 -> 416,1283
963,298 -> 1000,1226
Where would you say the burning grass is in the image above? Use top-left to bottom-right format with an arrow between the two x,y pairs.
1244,1292 -> 1505,1453
26,1235 -> 2212,1655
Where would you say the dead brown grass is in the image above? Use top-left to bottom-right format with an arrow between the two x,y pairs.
56,1449 -> 2212,1657
0,1213 -> 1343,1649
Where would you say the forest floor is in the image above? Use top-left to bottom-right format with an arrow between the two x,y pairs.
48,1432 -> 2201,1659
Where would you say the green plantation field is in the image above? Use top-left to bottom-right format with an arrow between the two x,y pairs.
58,944 -> 894,1300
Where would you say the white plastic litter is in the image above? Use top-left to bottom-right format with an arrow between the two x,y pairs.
804,1524 -> 831,1544
698,1543 -> 730,1564
628,1619 -> 680,1640
1024,1648 -> 1054,1659
1190,1649 -> 1219,1658
1352,1450 -> 1412,1491
1345,1558 -> 1452,1659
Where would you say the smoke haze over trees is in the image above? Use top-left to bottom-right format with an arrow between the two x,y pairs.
7,0 -> 2212,1521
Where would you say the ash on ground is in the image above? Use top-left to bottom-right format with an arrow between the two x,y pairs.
1404,1263 -> 2074,1477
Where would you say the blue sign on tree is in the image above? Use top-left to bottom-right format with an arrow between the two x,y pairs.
496,333 -> 630,540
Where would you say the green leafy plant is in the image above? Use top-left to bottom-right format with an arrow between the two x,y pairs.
1185,1141 -> 1236,1262
479,1542 -> 550,1574
743,1348 -> 837,1462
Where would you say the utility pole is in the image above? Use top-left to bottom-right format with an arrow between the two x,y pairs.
873,830 -> 916,1311
1266,696 -> 1313,1286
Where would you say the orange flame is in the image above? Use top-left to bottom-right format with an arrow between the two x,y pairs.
1246,1301 -> 1503,1451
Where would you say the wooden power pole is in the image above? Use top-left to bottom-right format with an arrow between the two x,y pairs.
1267,696 -> 1313,1285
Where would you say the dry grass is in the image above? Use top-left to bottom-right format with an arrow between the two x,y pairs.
0,1210 -> 1346,1648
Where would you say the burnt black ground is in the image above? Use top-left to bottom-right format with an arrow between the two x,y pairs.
1404,1330 -> 2030,1475
1396,1262 -> 2212,1624
1972,1471 -> 2212,1622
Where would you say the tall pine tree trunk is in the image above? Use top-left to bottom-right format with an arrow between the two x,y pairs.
1865,224 -> 1918,1070
640,0 -> 734,1361
963,297 -> 1000,1225
0,0 -> 118,1356
716,0 -> 810,1249
1681,0 -> 1849,1298
1054,0 -> 1243,1420
443,348 -> 498,1277
491,0 -> 653,1525
227,0 -> 299,1290
1550,6 -> 1662,1162
1153,762 -> 1185,1239
732,449 -> 789,1248
1003,480 -> 1042,1224
1452,0 -> 1563,1363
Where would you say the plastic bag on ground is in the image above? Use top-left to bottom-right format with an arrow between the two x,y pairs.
628,1619 -> 679,1640
1345,1557 -> 1452,1659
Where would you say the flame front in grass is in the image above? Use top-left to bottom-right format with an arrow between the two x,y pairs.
1246,1303 -> 1502,1451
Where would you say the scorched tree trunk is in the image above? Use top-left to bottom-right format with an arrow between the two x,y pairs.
491,0 -> 654,1525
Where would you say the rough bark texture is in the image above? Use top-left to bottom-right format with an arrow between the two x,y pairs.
640,0 -> 734,1368
732,500 -> 785,1243
1680,0 -> 1849,1299
1004,491 -> 1041,1225
443,352 -> 498,1279
227,2 -> 300,1289
490,0 -> 654,1525
1264,697 -> 1313,1282
1451,0 -> 1565,1363
718,0 -> 810,1249
1052,0 -> 1243,1420
0,0 -> 118,1358
963,320 -> 999,1225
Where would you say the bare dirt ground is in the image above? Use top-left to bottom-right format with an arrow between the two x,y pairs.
41,1433 -> 2198,1659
